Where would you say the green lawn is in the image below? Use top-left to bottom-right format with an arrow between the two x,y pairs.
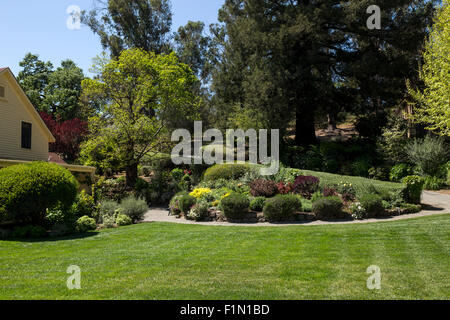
1,214 -> 449,300
300,169 -> 405,196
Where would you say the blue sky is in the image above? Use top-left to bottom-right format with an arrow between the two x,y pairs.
0,0 -> 224,76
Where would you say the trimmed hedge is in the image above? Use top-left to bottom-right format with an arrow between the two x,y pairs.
0,162 -> 78,225
263,195 -> 302,222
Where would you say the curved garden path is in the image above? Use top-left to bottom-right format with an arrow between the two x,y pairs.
142,190 -> 450,227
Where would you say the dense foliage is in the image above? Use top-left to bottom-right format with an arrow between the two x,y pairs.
0,162 -> 78,226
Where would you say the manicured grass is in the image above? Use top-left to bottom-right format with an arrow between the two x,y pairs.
1,214 -> 449,300
300,169 -> 405,197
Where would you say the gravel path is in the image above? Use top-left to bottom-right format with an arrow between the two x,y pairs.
142,190 -> 450,227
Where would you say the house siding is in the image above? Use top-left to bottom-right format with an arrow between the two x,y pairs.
0,72 -> 49,161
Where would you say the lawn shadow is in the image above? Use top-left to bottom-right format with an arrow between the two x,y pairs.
421,204 -> 444,211
1,231 -> 99,243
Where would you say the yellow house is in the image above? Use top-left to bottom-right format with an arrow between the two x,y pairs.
0,67 -> 95,187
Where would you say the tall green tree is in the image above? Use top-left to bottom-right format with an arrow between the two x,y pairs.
82,0 -> 173,57
81,49 -> 198,187
212,0 -> 437,145
17,54 -> 85,121
408,0 -> 450,136
17,53 -> 53,110
174,21 -> 212,85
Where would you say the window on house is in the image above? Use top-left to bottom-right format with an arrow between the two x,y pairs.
0,85 -> 5,98
21,122 -> 32,149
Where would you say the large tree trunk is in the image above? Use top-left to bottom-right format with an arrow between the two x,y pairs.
295,107 -> 317,146
125,163 -> 138,188
327,113 -> 337,131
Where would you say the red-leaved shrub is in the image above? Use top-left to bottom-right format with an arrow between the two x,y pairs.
249,179 -> 278,197
293,175 -> 320,199
277,182 -> 295,195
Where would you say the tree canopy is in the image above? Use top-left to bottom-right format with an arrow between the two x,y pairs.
82,0 -> 173,57
80,48 -> 199,186
408,0 -> 450,136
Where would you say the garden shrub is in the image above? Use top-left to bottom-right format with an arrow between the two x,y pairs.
402,175 -> 425,204
220,193 -> 250,220
351,157 -> 372,177
249,179 -> 278,197
263,195 -> 302,222
250,197 -> 266,212
75,216 -> 97,233
187,200 -> 209,221
368,167 -> 389,181
349,202 -> 368,220
276,182 -> 294,195
71,190 -> 96,220
401,203 -> 422,214
0,162 -> 78,225
389,163 -> 414,182
119,196 -> 148,222
323,187 -> 337,197
293,175 -> 320,199
170,168 -> 185,182
311,191 -> 325,203
169,192 -> 188,215
312,196 -> 344,220
11,225 -> 47,239
189,188 -> 213,199
203,164 -> 252,181
405,136 -> 449,177
423,176 -> 446,191
178,194 -> 197,214
99,200 -> 120,221
116,214 -> 133,226
359,194 -> 384,218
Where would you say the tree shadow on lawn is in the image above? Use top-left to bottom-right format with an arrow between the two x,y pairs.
1,231 -> 99,243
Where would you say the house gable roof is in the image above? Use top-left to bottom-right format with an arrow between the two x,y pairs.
0,67 -> 55,143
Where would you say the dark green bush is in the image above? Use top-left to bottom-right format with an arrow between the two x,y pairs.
11,225 -> 47,239
178,194 -> 197,214
0,162 -> 78,225
75,216 -> 97,233
263,195 -> 302,222
402,175 -> 424,204
119,196 -> 148,222
203,164 -> 252,181
220,193 -> 250,220
359,194 -> 384,218
312,196 -> 344,220
250,197 -> 266,212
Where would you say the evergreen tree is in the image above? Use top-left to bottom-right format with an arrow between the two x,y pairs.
211,0 -> 437,145
82,0 -> 173,57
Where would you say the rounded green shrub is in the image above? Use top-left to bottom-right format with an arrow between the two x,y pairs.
220,193 -> 250,220
359,194 -> 384,218
75,216 -> 97,232
203,164 -> 252,181
402,175 -> 424,204
0,162 -> 78,225
312,196 -> 344,221
263,194 -> 302,222
250,197 -> 266,212
178,194 -> 197,214
119,196 -> 148,222
116,213 -> 133,226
